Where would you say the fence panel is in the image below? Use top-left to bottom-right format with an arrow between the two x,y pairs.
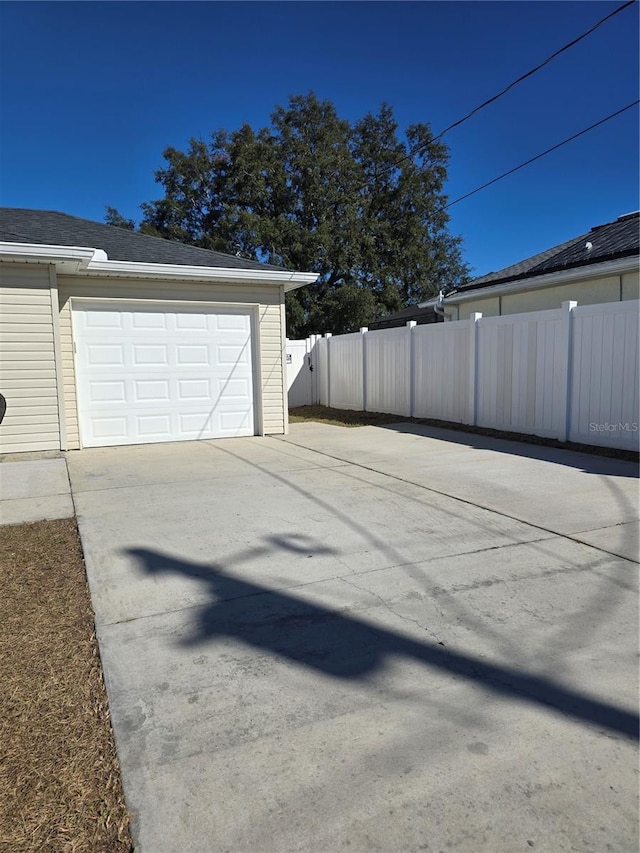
309,300 -> 638,450
316,336 -> 329,406
476,309 -> 566,439
569,300 -> 639,450
412,320 -> 470,423
329,333 -> 364,410
286,339 -> 313,407
365,327 -> 411,415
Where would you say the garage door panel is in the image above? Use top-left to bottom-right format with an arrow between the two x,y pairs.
88,380 -> 127,404
131,312 -> 168,330
133,344 -> 169,366
216,313 -> 250,331
175,313 -> 208,330
83,310 -> 124,330
220,377 -> 252,398
179,412 -> 215,434
73,303 -> 255,447
220,411 -> 252,431
178,379 -> 211,400
176,344 -> 209,365
87,344 -> 125,366
92,416 -> 129,441
137,414 -> 172,437
218,344 -> 250,365
134,379 -> 171,403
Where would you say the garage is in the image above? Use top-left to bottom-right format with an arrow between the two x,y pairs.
73,302 -> 255,447
0,208 -> 317,455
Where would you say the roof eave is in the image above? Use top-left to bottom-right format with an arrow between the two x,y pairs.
0,241 -> 102,273
86,259 -> 318,290
419,256 -> 639,307
0,242 -> 318,290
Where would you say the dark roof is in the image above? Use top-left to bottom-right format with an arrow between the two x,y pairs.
458,211 -> 639,294
368,304 -> 440,330
0,208 -> 286,271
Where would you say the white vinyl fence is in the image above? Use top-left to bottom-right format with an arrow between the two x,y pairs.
475,307 -> 571,440
287,299 -> 639,451
286,337 -> 314,407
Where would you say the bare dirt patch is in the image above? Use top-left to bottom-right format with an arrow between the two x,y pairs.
0,517 -> 132,853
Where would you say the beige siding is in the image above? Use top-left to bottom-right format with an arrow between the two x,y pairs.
621,270 -> 639,301
501,275 -> 619,315
0,264 -> 61,453
458,297 -> 500,320
280,295 -> 289,433
455,272 -> 637,321
57,276 -> 285,448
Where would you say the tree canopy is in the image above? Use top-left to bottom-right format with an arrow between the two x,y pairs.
108,93 -> 469,337
105,206 -> 135,231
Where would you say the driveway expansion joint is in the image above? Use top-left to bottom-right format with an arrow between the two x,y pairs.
63,429 -> 638,851
278,436 -> 640,564
99,535 -> 603,632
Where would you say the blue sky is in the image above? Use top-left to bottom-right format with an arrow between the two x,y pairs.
0,1 -> 638,277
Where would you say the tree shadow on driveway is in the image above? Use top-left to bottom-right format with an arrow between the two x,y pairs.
127,546 -> 638,740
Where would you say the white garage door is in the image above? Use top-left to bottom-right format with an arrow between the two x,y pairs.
73,302 -> 255,447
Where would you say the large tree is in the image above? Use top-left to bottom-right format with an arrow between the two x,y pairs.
111,93 -> 469,336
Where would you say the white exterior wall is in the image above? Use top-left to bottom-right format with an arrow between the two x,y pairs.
0,264 -> 61,453
57,276 -> 285,449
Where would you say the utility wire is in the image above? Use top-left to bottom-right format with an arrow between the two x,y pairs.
362,0 -> 636,186
435,0 -> 635,142
444,100 -> 639,208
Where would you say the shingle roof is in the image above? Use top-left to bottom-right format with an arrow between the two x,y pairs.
457,211 -> 639,293
0,208 -> 287,271
368,304 -> 440,330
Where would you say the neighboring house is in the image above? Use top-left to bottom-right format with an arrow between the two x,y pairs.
421,211 -> 639,320
367,304 -> 441,331
0,208 -> 317,453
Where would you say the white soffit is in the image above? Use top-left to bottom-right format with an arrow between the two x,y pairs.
0,241 -> 318,291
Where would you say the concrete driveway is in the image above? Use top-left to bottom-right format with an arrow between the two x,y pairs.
0,456 -> 73,525
66,423 -> 639,853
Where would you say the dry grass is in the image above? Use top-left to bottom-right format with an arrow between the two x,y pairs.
289,405 -> 639,462
289,405 -> 404,428
0,518 -> 132,853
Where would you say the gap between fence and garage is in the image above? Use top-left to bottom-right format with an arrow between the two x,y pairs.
286,299 -> 640,452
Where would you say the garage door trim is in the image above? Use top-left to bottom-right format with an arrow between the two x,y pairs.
70,298 -> 262,448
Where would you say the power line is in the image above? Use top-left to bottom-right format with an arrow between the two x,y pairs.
362,0 -> 636,187
444,100 -> 639,209
435,0 -> 636,142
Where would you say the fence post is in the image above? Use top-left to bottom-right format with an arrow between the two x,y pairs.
407,321 -> 417,417
469,313 -> 482,426
558,301 -> 577,442
359,328 -> 368,412
325,333 -> 332,409
308,335 -> 317,404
